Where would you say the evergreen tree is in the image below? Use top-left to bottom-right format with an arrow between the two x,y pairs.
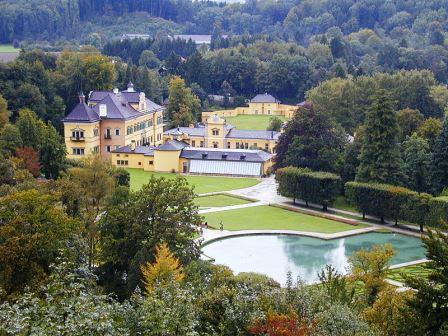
405,228 -> 448,335
431,117 -> 448,194
402,134 -> 431,193
356,90 -> 406,185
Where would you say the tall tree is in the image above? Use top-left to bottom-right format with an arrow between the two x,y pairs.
405,228 -> 448,335
402,134 -> 431,193
39,122 -> 66,179
99,176 -> 201,299
166,76 -> 200,127
0,94 -> 9,128
274,104 -> 346,172
356,90 -> 406,185
431,117 -> 448,194
0,190 -> 79,298
15,108 -> 45,150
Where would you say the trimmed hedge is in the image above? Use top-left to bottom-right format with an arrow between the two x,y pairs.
276,167 -> 341,210
346,182 -> 448,229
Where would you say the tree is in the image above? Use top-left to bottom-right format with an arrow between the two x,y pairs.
275,105 -> 346,172
39,122 -> 66,179
416,117 -> 443,149
405,228 -> 448,334
363,287 -> 418,336
0,190 -> 79,298
99,176 -> 201,298
402,134 -> 431,193
0,124 -> 22,156
356,90 -> 406,185
15,108 -> 45,150
431,117 -> 448,194
64,156 -> 115,268
139,50 -> 161,69
396,108 -> 424,141
267,116 -> 283,132
15,147 -> 41,177
0,94 -> 9,128
249,311 -> 316,336
140,242 -> 184,294
349,244 -> 394,305
166,76 -> 200,127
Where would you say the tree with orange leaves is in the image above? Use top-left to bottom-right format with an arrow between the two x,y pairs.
249,311 -> 316,336
15,147 -> 41,177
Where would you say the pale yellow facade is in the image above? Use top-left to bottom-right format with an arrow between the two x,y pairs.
64,90 -> 164,160
153,150 -> 183,173
202,101 -> 297,121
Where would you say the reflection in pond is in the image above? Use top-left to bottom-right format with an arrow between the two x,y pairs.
201,232 -> 425,284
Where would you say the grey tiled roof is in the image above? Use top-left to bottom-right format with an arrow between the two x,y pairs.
164,127 -> 206,137
89,90 -> 163,113
226,129 -> 280,140
112,145 -> 155,155
180,147 -> 272,162
91,94 -> 142,120
250,93 -> 279,103
156,140 -> 189,151
62,102 -> 100,123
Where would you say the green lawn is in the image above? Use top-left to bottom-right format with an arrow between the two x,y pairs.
202,205 -> 368,233
127,169 -> 260,194
387,263 -> 430,283
195,194 -> 253,208
0,44 -> 18,52
225,115 -> 287,130
333,196 -> 357,212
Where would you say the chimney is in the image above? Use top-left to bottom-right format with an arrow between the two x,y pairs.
139,92 -> 147,111
79,91 -> 85,104
113,88 -> 119,95
130,140 -> 136,151
99,104 -> 107,117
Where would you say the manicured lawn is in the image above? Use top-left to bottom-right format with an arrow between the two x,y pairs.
0,44 -> 18,52
387,263 -> 430,283
202,205 -> 368,233
225,115 -> 287,130
127,169 -> 260,194
195,194 -> 253,208
333,196 -> 357,212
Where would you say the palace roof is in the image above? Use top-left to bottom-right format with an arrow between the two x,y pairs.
62,102 -> 100,123
250,93 -> 280,104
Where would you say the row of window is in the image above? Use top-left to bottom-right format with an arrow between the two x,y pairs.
126,116 -> 163,135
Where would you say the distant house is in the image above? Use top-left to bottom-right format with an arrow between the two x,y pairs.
169,34 -> 228,46
121,34 -> 151,41
207,94 -> 234,105
111,140 -> 273,177
62,82 -> 164,160
202,93 -> 298,120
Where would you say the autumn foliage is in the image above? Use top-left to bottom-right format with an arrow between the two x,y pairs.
15,147 -> 41,177
249,311 -> 316,336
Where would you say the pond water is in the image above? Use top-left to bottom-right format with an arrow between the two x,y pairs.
201,232 -> 426,284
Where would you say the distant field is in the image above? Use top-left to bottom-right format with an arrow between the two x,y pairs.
0,45 -> 18,52
225,115 -> 287,130
127,169 -> 260,194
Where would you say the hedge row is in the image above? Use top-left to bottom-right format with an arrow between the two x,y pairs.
346,182 -> 448,230
276,167 -> 341,210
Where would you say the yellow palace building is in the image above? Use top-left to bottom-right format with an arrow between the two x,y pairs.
202,93 -> 297,121
62,82 -> 164,160
111,139 -> 274,177
164,114 -> 281,153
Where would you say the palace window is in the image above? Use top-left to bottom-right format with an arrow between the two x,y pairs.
227,143 -> 231,149
149,161 -> 154,165
72,130 -> 84,139
236,143 -> 240,149
72,148 -> 85,155
212,129 -> 219,136
192,140 -> 196,147
213,142 -> 218,148
245,143 -> 248,149
200,141 -> 204,147
93,146 -> 99,153
93,128 -> 99,136
106,145 -> 111,152
265,143 -> 269,150
115,145 -> 120,150
115,128 -> 120,136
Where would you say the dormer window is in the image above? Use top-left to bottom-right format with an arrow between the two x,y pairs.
202,153 -> 208,159
222,154 -> 228,159
240,155 -> 246,161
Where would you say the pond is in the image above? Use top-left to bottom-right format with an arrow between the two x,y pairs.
201,232 -> 426,284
